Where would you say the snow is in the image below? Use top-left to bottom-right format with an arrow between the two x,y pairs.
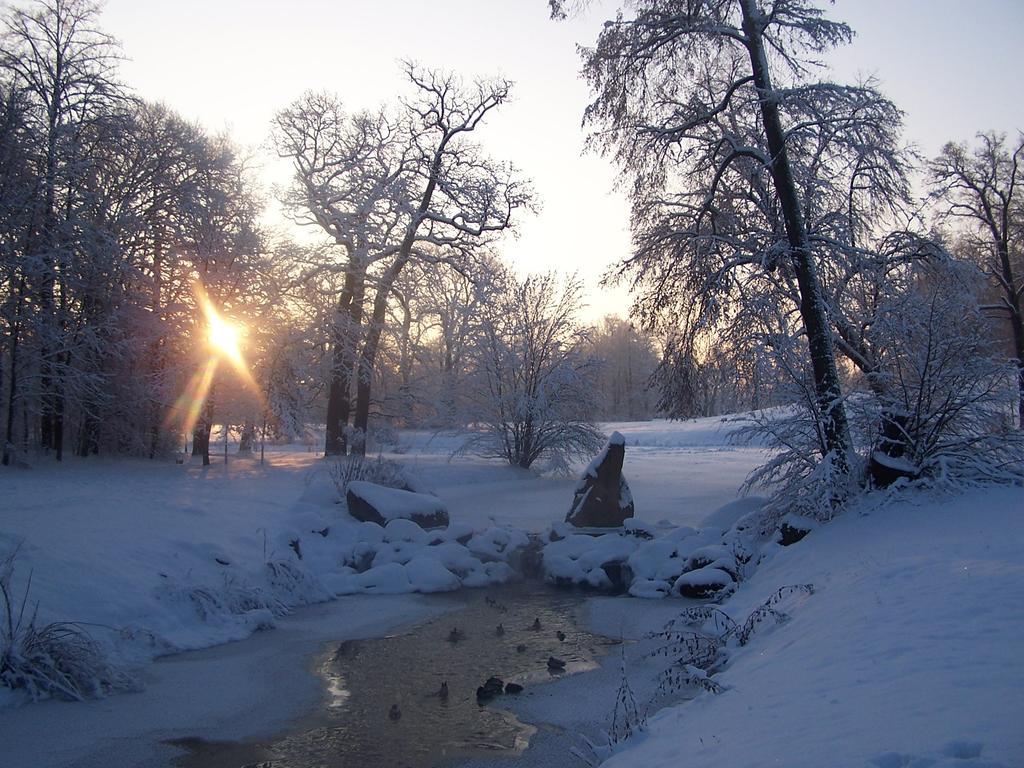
2,415 -> 1019,768
872,450 -> 919,473
346,480 -> 447,522
673,564 -> 733,587
599,486 -> 1024,768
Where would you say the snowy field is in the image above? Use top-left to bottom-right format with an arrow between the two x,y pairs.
1,416 -> 1022,768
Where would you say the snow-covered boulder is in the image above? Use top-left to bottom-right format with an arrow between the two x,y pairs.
543,531 -> 640,590
869,450 -> 919,488
778,513 -> 819,546
346,481 -> 449,530
566,431 -> 635,528
403,557 -> 461,593
674,565 -> 735,600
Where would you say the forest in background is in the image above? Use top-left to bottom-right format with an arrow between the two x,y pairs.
0,0 -> 1021,500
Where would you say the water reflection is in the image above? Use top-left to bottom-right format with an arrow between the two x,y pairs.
174,586 -> 612,768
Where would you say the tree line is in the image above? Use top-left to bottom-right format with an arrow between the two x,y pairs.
0,0 -> 659,469
2,0 -> 1021,492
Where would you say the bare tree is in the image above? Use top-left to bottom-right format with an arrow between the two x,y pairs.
587,315 -> 658,420
274,64 -> 529,456
464,269 -> 604,471
930,132 -> 1024,428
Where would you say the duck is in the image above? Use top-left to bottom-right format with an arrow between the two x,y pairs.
496,623 -> 505,637
447,627 -> 464,643
516,643 -> 527,653
438,681 -> 449,699
389,703 -> 402,721
531,617 -> 542,631
556,630 -> 566,642
547,656 -> 567,671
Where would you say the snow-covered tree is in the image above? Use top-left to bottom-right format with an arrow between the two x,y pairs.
556,0 -> 919,492
0,0 -> 128,461
273,64 -> 530,457
463,269 -> 604,471
587,315 -> 658,421
929,133 -> 1024,428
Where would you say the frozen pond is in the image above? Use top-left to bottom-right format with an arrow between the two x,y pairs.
173,585 -> 617,768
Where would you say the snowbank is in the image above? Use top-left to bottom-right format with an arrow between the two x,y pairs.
539,503 -> 765,598
600,486 -> 1024,768
0,452 -> 530,703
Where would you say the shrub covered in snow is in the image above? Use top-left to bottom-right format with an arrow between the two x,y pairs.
649,584 -> 814,697
1,557 -> 134,701
329,455 -> 421,501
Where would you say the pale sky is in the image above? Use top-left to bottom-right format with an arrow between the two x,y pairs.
98,0 -> 1023,322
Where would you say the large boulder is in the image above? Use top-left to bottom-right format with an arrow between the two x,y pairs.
346,481 -> 449,530
566,432 -> 635,528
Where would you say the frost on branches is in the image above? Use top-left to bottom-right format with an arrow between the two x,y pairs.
461,270 -> 604,472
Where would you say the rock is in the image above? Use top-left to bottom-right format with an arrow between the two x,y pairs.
547,656 -> 567,671
447,627 -> 464,643
476,676 -> 505,702
600,559 -> 632,592
388,703 -> 401,721
869,450 -> 918,488
869,410 -> 919,488
495,623 -> 505,636
566,432 -> 635,528
674,566 -> 735,600
556,631 -> 566,642
778,514 -> 818,547
516,643 -> 527,653
346,481 -> 449,530
505,682 -> 524,694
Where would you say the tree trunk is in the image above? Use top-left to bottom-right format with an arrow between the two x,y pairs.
38,71 -> 61,456
353,272 -> 407,454
995,242 -> 1024,428
77,413 -> 99,457
147,239 -> 166,458
352,151 -> 448,449
325,268 -> 364,456
739,0 -> 852,473
2,277 -> 24,466
192,386 -> 215,466
238,418 -> 255,453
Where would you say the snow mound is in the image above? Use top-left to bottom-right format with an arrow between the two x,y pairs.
539,501 -> 774,596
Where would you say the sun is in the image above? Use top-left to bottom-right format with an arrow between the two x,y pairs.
166,282 -> 263,441
208,312 -> 242,361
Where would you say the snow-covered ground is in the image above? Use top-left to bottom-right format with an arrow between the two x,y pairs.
595,485 -> 1024,768
1,416 -> 1021,768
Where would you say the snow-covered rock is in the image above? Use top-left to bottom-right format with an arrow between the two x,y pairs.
673,566 -> 735,600
346,481 -> 449,529
566,431 -> 635,528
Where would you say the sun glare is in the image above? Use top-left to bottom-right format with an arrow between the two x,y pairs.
208,313 -> 242,361
165,282 -> 262,439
